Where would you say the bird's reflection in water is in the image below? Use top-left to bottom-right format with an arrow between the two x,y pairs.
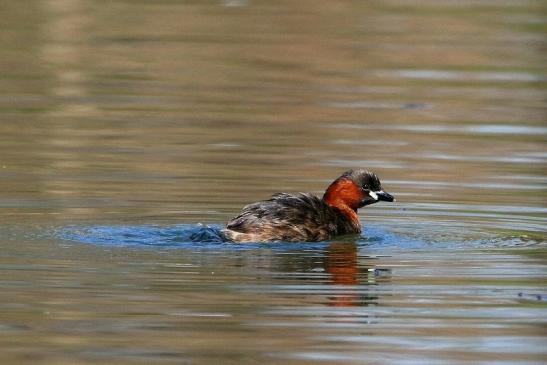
325,242 -> 391,307
248,241 -> 392,308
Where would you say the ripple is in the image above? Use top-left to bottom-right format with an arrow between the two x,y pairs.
52,220 -> 544,251
324,159 -> 407,169
385,179 -> 546,190
327,123 -> 547,136
56,223 -> 425,249
372,69 -> 546,82
419,152 -> 546,164
333,139 -> 409,146
325,101 -> 429,110
58,224 -> 227,247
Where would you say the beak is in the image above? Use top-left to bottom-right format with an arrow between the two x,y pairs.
373,190 -> 395,202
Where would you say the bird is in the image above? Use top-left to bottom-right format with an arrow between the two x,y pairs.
222,169 -> 394,242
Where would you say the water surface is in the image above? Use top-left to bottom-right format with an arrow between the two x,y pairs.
1,0 -> 546,364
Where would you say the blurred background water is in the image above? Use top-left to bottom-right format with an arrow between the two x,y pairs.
0,0 -> 546,364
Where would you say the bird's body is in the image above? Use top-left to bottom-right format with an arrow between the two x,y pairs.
223,192 -> 360,242
223,169 -> 394,243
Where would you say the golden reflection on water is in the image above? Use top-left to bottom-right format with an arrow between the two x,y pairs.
325,243 -> 385,307
1,0 -> 545,228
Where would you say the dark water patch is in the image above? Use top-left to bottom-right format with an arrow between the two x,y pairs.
518,292 -> 547,302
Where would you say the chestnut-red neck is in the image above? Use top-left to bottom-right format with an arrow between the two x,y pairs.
323,179 -> 362,225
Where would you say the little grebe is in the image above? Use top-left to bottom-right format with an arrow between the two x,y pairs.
223,169 -> 394,242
